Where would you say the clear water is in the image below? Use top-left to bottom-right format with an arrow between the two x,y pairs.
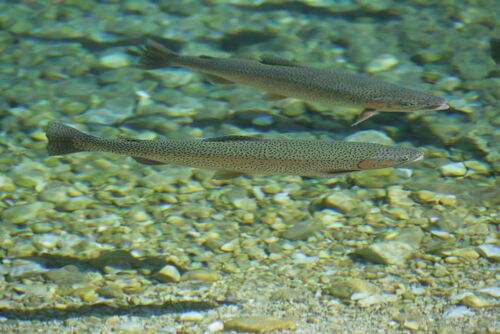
0,0 -> 498,333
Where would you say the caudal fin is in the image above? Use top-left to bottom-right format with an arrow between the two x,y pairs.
139,39 -> 179,69
45,122 -> 93,156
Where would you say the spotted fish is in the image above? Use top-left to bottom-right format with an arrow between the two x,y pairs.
45,122 -> 424,179
140,39 -> 449,125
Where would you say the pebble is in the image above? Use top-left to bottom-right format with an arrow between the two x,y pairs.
223,316 -> 296,332
463,160 -> 490,173
152,68 -> 194,88
441,248 -> 479,259
391,308 -> 423,331
442,306 -> 474,319
251,114 -> 274,126
40,185 -> 69,203
45,265 -> 94,285
181,269 -> 219,282
355,241 -> 414,265
9,261 -> 48,278
478,286 -> 500,298
326,278 -> 379,299
0,175 -> 15,191
33,233 -> 61,250
456,293 -> 490,308
97,285 -> 124,298
280,221 -> 320,241
440,162 -> 467,177
177,311 -> 204,322
477,244 -> 499,261
232,197 -> 257,211
220,238 -> 239,252
387,186 -> 415,207
99,52 -> 130,68
57,196 -> 93,211
435,76 -> 461,91
152,265 -> 181,283
365,54 -> 399,73
2,202 -> 52,225
206,320 -> 224,332
345,130 -> 394,145
413,190 -> 440,203
357,293 -> 398,307
322,191 -> 357,213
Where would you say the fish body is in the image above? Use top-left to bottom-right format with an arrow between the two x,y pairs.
140,39 -> 449,125
46,122 -> 424,178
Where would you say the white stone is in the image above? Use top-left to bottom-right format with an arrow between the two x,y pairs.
366,54 -> 399,73
440,162 -> 467,176
99,53 -> 130,68
206,320 -> 224,332
178,311 -> 204,322
442,306 -> 474,318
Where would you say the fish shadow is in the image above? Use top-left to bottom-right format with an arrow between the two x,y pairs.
0,300 -> 218,321
13,250 -> 177,273
0,251 -> 221,320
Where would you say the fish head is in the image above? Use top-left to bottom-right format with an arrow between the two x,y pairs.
365,91 -> 449,112
357,146 -> 424,170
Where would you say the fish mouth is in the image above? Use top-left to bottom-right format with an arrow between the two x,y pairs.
435,102 -> 450,110
399,151 -> 424,166
413,152 -> 425,162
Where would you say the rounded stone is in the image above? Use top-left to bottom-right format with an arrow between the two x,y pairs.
99,52 -> 130,68
440,162 -> 467,176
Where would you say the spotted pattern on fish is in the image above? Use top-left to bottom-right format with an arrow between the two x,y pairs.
46,122 -> 424,177
140,39 -> 448,125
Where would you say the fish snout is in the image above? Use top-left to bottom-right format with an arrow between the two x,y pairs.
434,101 -> 450,111
356,147 -> 424,170
397,148 -> 424,166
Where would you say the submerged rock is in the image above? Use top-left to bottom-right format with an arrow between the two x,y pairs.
326,278 -> 380,299
152,264 -> 181,283
181,269 -> 219,282
2,202 -> 53,225
354,226 -> 424,265
223,316 -> 296,332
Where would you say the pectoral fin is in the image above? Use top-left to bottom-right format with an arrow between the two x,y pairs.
132,157 -> 166,165
264,93 -> 287,101
204,74 -> 234,84
212,170 -> 247,180
351,109 -> 378,126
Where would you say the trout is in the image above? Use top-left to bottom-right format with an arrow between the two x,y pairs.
46,122 -> 424,179
140,39 -> 449,125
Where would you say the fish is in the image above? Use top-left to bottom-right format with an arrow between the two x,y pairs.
45,122 -> 424,179
139,39 -> 449,126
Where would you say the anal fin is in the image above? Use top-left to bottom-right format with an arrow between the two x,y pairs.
205,74 -> 234,84
212,170 -> 247,180
132,157 -> 166,165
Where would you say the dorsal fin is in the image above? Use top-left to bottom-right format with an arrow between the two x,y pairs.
203,135 -> 263,142
259,55 -> 300,67
118,136 -> 147,143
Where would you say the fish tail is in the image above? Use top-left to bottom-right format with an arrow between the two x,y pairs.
45,122 -> 95,156
139,39 -> 180,69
